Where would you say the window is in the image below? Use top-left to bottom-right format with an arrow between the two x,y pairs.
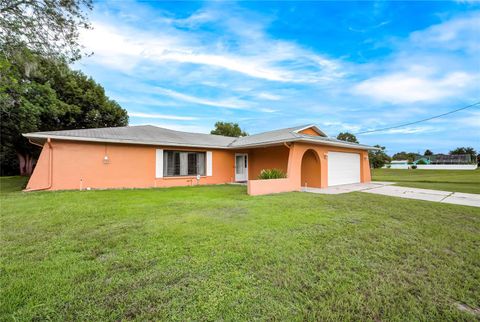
163,151 -> 206,177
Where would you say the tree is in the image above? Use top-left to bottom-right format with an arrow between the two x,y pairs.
0,0 -> 92,62
424,149 -> 433,156
336,132 -> 359,143
211,122 -> 248,137
392,151 -> 420,162
0,49 -> 128,175
450,147 -> 477,164
369,145 -> 391,169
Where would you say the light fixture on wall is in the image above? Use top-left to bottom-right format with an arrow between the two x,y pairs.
103,144 -> 110,164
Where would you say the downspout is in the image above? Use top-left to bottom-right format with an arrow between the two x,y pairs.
25,138 -> 53,191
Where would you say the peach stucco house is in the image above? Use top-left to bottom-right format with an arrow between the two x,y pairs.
23,124 -> 377,195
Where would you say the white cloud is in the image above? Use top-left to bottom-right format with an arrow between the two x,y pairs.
129,112 -> 198,120
80,8 -> 344,83
322,121 -> 362,133
453,110 -> 480,128
353,71 -> 477,103
256,92 -> 283,100
351,13 -> 480,104
130,122 -> 211,133
258,108 -> 278,113
383,126 -> 434,134
409,12 -> 480,53
152,87 -> 251,109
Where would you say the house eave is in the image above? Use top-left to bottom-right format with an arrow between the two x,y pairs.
292,124 -> 328,137
22,133 -> 232,149
23,133 -> 380,151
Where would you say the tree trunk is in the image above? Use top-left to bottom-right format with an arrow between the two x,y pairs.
16,152 -> 34,176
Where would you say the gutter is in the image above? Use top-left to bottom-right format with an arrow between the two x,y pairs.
23,133 -> 232,150
24,138 -> 53,191
23,134 -> 380,151
230,137 -> 378,150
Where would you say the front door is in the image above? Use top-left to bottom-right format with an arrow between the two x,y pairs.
235,153 -> 248,182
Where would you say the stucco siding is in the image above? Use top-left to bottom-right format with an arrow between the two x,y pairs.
248,145 -> 290,179
26,140 -> 236,191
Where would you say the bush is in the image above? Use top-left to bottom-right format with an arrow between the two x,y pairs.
387,165 -> 391,168
416,159 -> 427,165
258,169 -> 287,180
411,165 -> 417,169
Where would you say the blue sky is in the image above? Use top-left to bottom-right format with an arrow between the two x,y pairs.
76,1 -> 480,155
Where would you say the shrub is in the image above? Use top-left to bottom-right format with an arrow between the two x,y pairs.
411,165 -> 417,169
387,165 -> 391,168
416,159 -> 427,165
258,168 -> 287,180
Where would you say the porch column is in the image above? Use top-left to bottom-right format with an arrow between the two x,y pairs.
286,143 -> 302,191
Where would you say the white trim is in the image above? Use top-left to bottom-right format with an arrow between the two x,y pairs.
206,151 -> 213,176
231,138 -> 377,150
293,124 -> 328,137
22,134 -> 231,149
235,153 -> 248,181
416,164 -> 477,170
23,132 -> 379,151
155,149 -> 163,178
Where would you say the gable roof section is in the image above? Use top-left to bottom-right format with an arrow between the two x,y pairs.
24,124 -> 378,150
24,125 -> 236,148
293,124 -> 327,137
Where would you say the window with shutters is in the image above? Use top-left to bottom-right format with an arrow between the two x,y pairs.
163,151 -> 206,177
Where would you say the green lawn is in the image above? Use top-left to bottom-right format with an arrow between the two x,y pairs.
372,168 -> 480,194
1,178 -> 479,321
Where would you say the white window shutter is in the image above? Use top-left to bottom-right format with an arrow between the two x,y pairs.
156,149 -> 163,178
206,151 -> 213,176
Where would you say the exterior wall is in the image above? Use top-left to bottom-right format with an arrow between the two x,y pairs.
247,145 -> 289,179
301,150 -> 321,188
26,140 -> 236,191
26,139 -> 372,194
247,178 -> 296,196
248,142 -> 371,195
298,128 -> 321,136
286,142 -> 371,189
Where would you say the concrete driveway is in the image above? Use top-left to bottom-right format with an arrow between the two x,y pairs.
303,182 -> 480,207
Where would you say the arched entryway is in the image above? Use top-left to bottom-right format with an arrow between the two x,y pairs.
301,149 -> 321,188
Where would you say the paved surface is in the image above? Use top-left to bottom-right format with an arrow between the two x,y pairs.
303,182 -> 480,207
302,181 -> 394,195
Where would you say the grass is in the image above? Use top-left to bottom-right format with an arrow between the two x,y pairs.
0,176 -> 28,194
1,177 -> 479,321
372,168 -> 480,194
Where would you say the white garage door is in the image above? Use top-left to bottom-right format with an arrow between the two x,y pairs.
328,152 -> 361,186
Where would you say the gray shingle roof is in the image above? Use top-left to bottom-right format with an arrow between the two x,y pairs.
230,124 -> 311,147
24,125 -> 235,148
24,124 -> 377,150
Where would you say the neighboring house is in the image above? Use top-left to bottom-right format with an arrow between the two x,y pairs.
389,160 -> 409,169
23,124 -> 378,195
413,157 -> 430,165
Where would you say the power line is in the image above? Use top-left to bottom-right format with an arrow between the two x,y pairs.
355,101 -> 480,135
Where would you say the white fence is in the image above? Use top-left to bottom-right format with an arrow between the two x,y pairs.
384,164 -> 478,170
416,164 -> 477,170
389,164 -> 409,169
